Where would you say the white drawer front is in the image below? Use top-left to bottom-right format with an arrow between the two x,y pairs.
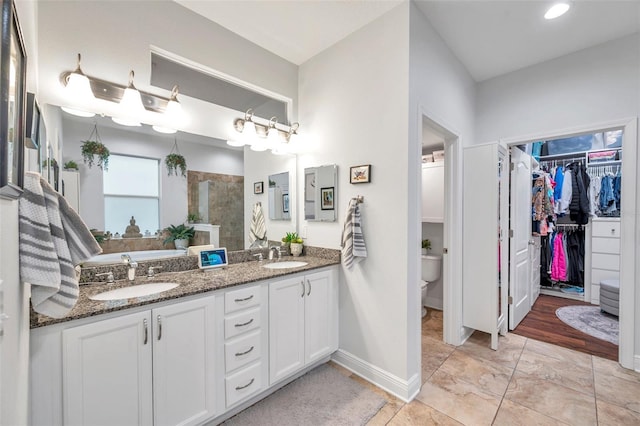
225,285 -> 261,314
225,362 -> 262,408
591,269 -> 619,285
592,253 -> 619,271
225,308 -> 260,339
592,221 -> 620,238
225,331 -> 262,373
591,237 -> 620,254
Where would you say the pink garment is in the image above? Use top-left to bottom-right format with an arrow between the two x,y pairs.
551,232 -> 567,282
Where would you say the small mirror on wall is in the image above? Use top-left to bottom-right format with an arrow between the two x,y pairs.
268,171 -> 290,220
304,164 -> 337,222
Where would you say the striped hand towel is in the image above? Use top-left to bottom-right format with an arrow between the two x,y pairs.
19,172 -> 102,318
341,198 -> 367,269
249,202 -> 267,246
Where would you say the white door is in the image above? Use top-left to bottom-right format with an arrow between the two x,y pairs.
509,148 -> 533,329
63,311 -> 153,426
269,276 -> 305,384
304,270 -> 337,364
153,296 -> 216,426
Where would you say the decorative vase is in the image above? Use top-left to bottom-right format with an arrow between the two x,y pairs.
290,242 -> 303,257
174,238 -> 189,250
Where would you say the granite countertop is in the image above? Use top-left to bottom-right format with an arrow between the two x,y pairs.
31,256 -> 339,329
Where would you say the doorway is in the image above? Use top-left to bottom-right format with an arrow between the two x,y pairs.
502,118 -> 637,367
419,114 -> 460,350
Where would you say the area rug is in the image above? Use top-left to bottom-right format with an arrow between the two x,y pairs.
556,306 -> 619,345
223,364 -> 385,426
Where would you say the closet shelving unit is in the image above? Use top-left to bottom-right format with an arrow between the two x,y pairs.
536,146 -> 623,302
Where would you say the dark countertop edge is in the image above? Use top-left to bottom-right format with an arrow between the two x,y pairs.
30,256 -> 340,329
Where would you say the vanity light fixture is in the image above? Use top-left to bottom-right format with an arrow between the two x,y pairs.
60,53 -> 183,130
60,54 -> 96,117
544,2 -> 570,20
228,109 -> 300,154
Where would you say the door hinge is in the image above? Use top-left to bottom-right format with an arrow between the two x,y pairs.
510,163 -> 515,171
508,296 -> 513,304
442,248 -> 448,254
509,229 -> 514,238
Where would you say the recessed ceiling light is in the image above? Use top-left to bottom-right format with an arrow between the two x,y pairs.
545,3 -> 570,20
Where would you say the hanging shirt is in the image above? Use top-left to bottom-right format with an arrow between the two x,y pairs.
553,166 -> 564,202
556,169 -> 572,216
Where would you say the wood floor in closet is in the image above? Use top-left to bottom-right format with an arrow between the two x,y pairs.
512,294 -> 618,361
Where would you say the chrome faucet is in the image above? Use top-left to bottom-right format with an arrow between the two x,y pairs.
269,246 -> 282,260
121,254 -> 138,281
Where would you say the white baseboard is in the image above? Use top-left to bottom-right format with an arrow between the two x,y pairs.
634,354 -> 640,373
331,349 -> 420,403
425,296 -> 443,310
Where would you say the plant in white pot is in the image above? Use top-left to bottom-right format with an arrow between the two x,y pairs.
282,232 -> 304,257
163,224 -> 195,250
421,239 -> 431,255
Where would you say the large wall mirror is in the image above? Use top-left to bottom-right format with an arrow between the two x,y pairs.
304,164 -> 337,222
268,171 -> 290,220
52,106 -> 296,261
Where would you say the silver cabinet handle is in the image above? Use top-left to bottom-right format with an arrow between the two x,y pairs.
143,318 -> 148,345
235,346 -> 254,357
235,318 -> 254,328
157,315 -> 162,340
301,281 -> 305,298
235,378 -> 255,390
234,294 -> 254,302
307,279 -> 311,296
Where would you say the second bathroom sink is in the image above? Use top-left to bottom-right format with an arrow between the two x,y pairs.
262,261 -> 308,270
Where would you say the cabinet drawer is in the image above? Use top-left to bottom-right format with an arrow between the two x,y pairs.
225,331 -> 262,373
225,362 -> 262,408
225,286 -> 261,314
592,221 -> 620,238
591,237 -> 620,254
592,253 -> 619,271
224,308 -> 260,339
591,269 -> 619,285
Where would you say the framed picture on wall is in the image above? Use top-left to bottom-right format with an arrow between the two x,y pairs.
0,0 -> 27,199
321,187 -> 334,210
349,164 -> 371,184
253,181 -> 263,194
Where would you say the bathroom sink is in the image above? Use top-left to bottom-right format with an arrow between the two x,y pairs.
262,261 -> 308,270
90,283 -> 179,301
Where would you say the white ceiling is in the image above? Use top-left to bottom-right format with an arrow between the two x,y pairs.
176,0 -> 640,82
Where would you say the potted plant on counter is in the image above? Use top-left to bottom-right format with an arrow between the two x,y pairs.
421,239 -> 431,255
163,224 -> 195,249
282,232 -> 304,257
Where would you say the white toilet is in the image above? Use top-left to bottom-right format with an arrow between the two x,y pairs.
421,254 -> 442,317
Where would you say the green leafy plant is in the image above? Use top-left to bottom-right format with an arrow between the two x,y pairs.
187,212 -> 201,223
163,224 -> 195,245
165,153 -> 187,177
421,239 -> 431,251
81,140 -> 110,170
282,232 -> 303,244
63,160 -> 79,170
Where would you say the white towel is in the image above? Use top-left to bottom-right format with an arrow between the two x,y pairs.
19,172 -> 102,318
341,198 -> 367,269
249,202 -> 267,246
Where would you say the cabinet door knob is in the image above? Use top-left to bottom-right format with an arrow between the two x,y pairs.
143,319 -> 148,345
235,378 -> 255,391
157,315 -> 162,341
306,280 -> 311,296
235,346 -> 254,357
234,318 -> 254,328
234,294 -> 254,303
301,281 -> 305,298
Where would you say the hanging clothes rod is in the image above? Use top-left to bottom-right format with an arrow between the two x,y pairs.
555,223 -> 581,228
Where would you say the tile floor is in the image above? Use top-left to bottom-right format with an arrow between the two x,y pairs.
331,309 -> 640,425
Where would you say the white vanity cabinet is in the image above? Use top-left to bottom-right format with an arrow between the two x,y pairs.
269,269 -> 338,384
34,295 -> 216,426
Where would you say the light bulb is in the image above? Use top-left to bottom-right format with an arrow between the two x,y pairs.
61,106 -> 95,118
112,116 -> 141,127
152,125 -> 177,134
242,121 -> 257,145
227,139 -> 245,147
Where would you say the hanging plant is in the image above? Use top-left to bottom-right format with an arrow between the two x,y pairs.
165,138 -> 187,177
80,124 -> 110,170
